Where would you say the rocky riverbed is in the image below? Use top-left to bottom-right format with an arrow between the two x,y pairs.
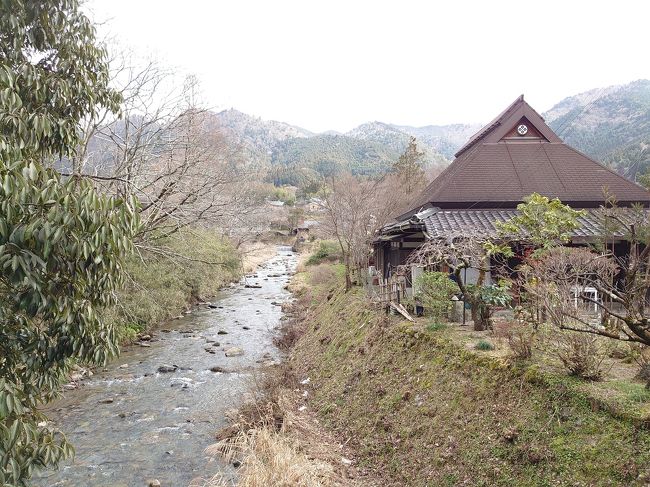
33,246 -> 297,487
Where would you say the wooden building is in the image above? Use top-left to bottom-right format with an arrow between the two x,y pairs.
374,95 -> 650,284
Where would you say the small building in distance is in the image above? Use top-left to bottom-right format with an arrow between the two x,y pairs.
374,95 -> 650,286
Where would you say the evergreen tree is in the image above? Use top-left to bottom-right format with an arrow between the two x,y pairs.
393,136 -> 425,194
0,1 -> 138,484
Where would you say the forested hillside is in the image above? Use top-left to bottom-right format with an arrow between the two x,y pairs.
215,80 -> 650,187
213,110 -> 458,184
545,79 -> 650,180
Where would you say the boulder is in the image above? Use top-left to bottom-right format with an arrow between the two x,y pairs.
157,365 -> 178,373
224,347 -> 244,357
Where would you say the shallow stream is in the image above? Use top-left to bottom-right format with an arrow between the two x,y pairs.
33,246 -> 297,487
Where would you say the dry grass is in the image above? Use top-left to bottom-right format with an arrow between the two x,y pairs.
239,241 -> 279,274
204,427 -> 334,487
309,264 -> 337,286
198,361 -> 370,487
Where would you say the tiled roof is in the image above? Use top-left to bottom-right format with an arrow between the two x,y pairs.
415,142 -> 650,207
421,208 -> 647,240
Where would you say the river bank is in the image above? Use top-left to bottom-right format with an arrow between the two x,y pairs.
33,247 -> 297,487
216,260 -> 650,486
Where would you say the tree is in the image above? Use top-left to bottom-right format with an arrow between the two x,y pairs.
0,1 -> 137,484
392,136 -> 425,196
409,234 -> 511,330
497,193 -> 586,255
521,205 -> 650,347
414,271 -> 458,322
67,58 -> 255,246
287,207 -> 305,233
407,193 -> 585,331
321,173 -> 401,291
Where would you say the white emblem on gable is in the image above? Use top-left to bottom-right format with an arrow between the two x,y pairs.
517,124 -> 528,136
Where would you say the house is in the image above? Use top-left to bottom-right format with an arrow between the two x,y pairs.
374,95 -> 650,287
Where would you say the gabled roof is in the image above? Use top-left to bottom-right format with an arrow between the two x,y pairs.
454,95 -> 561,157
412,95 -> 650,210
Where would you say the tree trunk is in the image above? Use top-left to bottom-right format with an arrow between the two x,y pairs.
344,254 -> 352,291
471,301 -> 489,331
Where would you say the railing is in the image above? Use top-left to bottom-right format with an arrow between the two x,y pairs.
368,276 -> 408,307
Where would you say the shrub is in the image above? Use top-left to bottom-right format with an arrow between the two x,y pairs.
629,344 -> 650,389
555,333 -> 608,381
306,241 -> 341,266
494,321 -> 536,360
475,340 -> 495,351
414,271 -> 457,322
427,322 -> 447,332
108,227 -> 241,341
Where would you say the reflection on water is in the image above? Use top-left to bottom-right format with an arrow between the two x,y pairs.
33,247 -> 296,487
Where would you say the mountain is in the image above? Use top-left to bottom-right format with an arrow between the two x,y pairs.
345,121 -> 450,165
196,81 -> 650,188
387,123 -> 481,160
271,133 -> 401,181
214,110 -> 454,185
213,109 -> 313,166
544,80 -> 650,180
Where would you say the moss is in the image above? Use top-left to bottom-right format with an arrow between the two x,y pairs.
289,266 -> 650,486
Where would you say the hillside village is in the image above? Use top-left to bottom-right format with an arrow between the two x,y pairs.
2,1 -> 650,487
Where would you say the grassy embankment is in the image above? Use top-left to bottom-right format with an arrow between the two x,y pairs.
282,261 -> 650,487
104,228 -> 243,342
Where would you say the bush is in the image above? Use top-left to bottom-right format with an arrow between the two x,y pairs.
427,322 -> 448,332
494,321 -> 536,360
306,241 -> 341,266
555,333 -> 608,381
475,340 -> 495,351
271,186 -> 296,206
414,271 -> 457,322
630,344 -> 650,388
107,228 -> 241,341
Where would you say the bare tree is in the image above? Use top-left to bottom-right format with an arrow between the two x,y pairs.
320,173 -> 401,290
521,205 -> 650,346
63,50 -> 264,251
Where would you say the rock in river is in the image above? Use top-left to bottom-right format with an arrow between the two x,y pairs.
157,365 -> 178,373
224,347 -> 244,357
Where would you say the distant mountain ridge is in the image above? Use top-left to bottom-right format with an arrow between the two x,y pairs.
213,109 -> 480,184
182,80 -> 650,186
544,79 -> 650,180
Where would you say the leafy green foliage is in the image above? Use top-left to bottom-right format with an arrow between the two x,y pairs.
0,0 -> 121,161
105,228 -> 240,342
498,193 -> 585,254
0,1 -> 134,484
306,241 -> 341,266
426,322 -> 447,332
465,280 -> 512,329
474,340 -> 495,351
414,271 -> 457,322
271,186 -> 296,206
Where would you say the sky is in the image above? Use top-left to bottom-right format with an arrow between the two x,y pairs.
85,0 -> 650,133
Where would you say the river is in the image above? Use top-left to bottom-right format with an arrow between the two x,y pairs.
33,246 -> 297,487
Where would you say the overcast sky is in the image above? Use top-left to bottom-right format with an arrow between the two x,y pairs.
86,0 -> 650,133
